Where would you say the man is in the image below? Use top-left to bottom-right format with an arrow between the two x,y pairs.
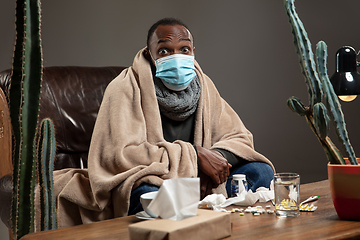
53,18 -> 274,228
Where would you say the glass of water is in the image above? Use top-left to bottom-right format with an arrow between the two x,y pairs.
274,173 -> 300,217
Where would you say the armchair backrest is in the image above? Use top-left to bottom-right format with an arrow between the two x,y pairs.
0,66 -> 126,170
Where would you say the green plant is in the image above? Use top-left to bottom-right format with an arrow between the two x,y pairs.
10,0 -> 57,239
284,0 -> 358,165
38,118 -> 57,231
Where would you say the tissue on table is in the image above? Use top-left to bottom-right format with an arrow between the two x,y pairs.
221,180 -> 274,207
198,184 -> 274,211
147,178 -> 200,221
221,185 -> 274,208
198,194 -> 227,209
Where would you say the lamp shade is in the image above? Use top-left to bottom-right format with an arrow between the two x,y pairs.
330,46 -> 360,97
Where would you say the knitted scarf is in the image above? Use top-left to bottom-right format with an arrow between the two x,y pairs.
154,75 -> 200,121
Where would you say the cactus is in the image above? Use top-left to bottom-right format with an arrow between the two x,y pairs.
316,42 -> 358,165
284,0 -> 323,107
9,0 -> 57,239
284,0 -> 358,165
37,118 -> 57,231
10,0 -> 43,238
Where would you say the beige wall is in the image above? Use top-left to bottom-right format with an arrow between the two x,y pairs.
1,1 -> 360,184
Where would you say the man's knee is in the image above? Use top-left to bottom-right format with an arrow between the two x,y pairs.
129,183 -> 159,215
241,162 -> 274,190
255,162 -> 274,178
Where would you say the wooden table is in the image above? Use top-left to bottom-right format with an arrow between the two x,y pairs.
22,180 -> 360,240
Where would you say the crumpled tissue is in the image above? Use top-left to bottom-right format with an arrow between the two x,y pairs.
147,178 -> 200,221
199,180 -> 274,211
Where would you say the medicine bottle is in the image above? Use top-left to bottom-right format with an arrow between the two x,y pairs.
231,174 -> 248,197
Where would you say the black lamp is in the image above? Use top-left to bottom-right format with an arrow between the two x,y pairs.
330,46 -> 360,102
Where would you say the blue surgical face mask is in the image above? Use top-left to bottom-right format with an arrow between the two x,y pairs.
154,54 -> 196,91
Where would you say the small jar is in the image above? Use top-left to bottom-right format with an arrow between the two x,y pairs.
231,174 -> 248,197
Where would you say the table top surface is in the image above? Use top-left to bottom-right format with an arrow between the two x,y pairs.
21,180 -> 360,240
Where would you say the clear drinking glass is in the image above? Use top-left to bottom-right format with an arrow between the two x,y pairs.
274,173 -> 300,217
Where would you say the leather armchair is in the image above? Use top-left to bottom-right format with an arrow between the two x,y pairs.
0,66 -> 125,229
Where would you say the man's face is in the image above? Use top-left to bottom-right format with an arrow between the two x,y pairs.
148,24 -> 195,63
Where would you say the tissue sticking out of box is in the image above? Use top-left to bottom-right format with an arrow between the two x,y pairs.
147,178 -> 200,221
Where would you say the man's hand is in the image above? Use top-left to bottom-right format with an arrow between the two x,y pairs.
199,170 -> 213,199
196,146 -> 232,188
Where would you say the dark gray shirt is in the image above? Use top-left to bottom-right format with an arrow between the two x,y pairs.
160,113 -> 246,167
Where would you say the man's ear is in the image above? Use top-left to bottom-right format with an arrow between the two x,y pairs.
143,48 -> 152,63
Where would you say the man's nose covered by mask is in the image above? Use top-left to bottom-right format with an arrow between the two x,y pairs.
154,54 -> 196,91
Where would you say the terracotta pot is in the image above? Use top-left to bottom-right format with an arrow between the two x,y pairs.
328,159 -> 360,220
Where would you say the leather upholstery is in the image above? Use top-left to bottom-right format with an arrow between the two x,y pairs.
0,66 -> 126,228
0,175 -> 12,228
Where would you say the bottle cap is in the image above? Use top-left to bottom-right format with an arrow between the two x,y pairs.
233,174 -> 246,180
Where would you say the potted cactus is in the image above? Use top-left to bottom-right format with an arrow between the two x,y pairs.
284,0 -> 360,220
10,0 -> 57,239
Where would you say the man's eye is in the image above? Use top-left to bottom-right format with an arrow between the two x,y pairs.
182,47 -> 190,53
159,49 -> 169,55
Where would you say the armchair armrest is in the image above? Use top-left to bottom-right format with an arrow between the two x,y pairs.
0,85 -> 12,178
0,85 -> 12,229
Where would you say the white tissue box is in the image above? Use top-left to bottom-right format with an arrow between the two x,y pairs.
128,209 -> 231,240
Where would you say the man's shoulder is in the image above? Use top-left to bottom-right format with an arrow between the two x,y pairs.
108,67 -> 134,85
105,67 -> 139,93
